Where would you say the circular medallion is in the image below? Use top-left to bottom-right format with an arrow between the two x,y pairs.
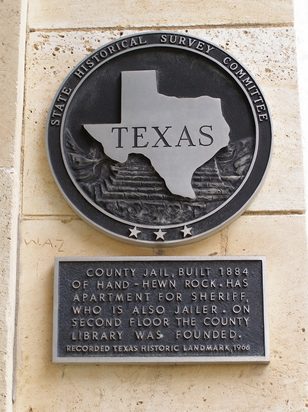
47,32 -> 271,246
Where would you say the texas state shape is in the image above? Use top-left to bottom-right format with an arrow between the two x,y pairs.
84,70 -> 230,199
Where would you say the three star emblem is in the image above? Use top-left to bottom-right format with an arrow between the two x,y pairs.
129,226 -> 193,240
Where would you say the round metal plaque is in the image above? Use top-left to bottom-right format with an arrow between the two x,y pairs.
47,32 -> 271,246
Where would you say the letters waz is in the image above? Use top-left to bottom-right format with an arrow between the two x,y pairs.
84,70 -> 230,199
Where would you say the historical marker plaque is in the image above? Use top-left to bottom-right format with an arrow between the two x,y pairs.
47,32 -> 272,246
53,257 -> 268,363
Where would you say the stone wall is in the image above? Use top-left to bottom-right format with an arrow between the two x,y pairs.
0,0 -> 27,410
1,0 -> 307,411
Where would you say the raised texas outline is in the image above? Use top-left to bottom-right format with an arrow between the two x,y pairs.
84,70 -> 230,199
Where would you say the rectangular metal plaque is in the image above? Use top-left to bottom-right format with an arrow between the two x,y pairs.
53,257 -> 269,363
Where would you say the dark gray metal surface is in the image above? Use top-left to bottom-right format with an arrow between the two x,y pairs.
47,32 -> 272,246
53,257 -> 268,363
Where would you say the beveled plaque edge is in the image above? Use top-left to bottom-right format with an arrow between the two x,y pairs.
52,256 -> 269,364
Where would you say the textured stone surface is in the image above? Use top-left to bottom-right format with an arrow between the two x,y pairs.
14,3 -> 308,411
0,0 -> 26,410
0,170 -> 15,410
28,0 -> 293,30
0,0 -> 23,168
14,215 -> 308,411
22,28 -> 304,217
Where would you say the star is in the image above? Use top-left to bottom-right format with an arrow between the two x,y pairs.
181,225 -> 193,238
154,228 -> 167,240
129,226 -> 141,238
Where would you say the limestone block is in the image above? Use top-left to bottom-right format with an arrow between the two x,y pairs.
0,0 -> 23,167
226,215 -> 308,366
15,215 -> 308,411
22,28 -> 304,217
0,169 -> 15,411
0,0 -> 26,409
23,31 -> 117,217
28,0 -> 293,30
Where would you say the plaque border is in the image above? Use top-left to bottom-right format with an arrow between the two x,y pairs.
53,256 -> 269,364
